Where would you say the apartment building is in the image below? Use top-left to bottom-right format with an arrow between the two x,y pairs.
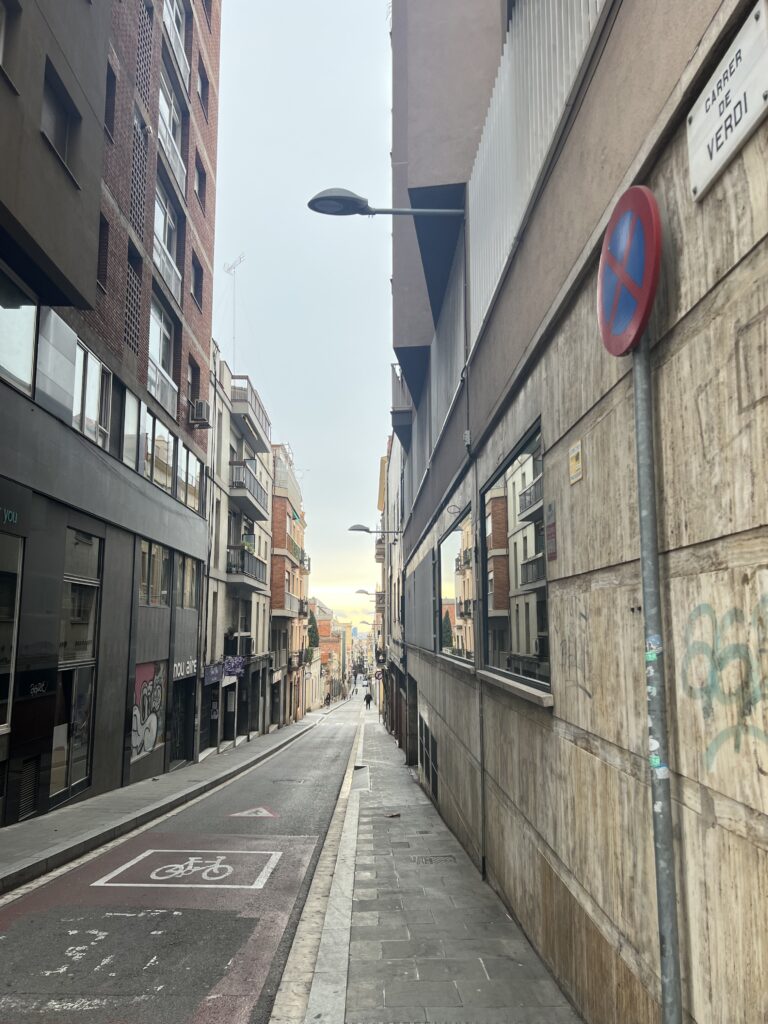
0,0 -> 221,824
202,345 -> 273,753
310,598 -> 341,700
270,444 -> 310,723
383,1 -> 768,1021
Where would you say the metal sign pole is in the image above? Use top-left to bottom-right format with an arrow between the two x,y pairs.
632,332 -> 682,1024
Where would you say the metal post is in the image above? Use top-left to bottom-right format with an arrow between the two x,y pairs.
632,332 -> 683,1024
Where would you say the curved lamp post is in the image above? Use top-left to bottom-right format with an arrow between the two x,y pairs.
308,188 -> 464,219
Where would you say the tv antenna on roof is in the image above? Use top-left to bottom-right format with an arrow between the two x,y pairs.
224,253 -> 246,372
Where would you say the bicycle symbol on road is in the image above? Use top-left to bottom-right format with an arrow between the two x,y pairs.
150,855 -> 233,881
92,848 -> 283,890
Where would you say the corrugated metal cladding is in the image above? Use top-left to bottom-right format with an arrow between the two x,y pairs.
468,0 -> 611,345
405,552 -> 435,651
430,229 -> 465,448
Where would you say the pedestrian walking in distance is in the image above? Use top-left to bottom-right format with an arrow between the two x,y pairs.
364,692 -> 373,710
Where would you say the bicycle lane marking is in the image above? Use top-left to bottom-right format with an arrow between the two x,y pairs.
91,848 -> 282,890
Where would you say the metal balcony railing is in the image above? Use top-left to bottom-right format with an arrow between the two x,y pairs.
231,376 -> 272,441
152,234 -> 182,304
158,116 -> 187,192
391,363 -> 413,412
147,353 -> 179,418
162,1 -> 191,88
375,537 -> 385,563
299,598 -> 309,616
519,474 -> 543,515
283,593 -> 300,614
375,592 -> 385,613
230,461 -> 269,514
286,534 -> 302,563
226,545 -> 267,584
521,552 -> 546,585
300,551 -> 311,572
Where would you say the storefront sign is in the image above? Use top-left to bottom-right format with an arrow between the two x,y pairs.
204,662 -> 223,687
0,481 -> 31,533
687,1 -> 768,200
173,657 -> 198,681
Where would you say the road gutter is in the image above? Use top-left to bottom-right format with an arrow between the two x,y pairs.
269,711 -> 364,1024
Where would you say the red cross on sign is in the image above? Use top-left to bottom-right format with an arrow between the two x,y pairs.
597,186 -> 662,357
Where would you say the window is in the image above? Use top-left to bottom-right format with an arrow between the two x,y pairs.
176,443 -> 188,503
197,59 -> 209,117
438,512 -> 474,661
104,63 -> 116,137
191,251 -> 203,308
186,454 -> 202,512
0,534 -> 22,731
140,540 -> 170,606
72,343 -> 111,448
0,3 -> 6,66
149,297 -> 174,376
482,427 -> 549,689
122,389 -> 140,469
97,215 -> 109,289
159,64 -> 183,151
187,357 -> 199,404
153,417 -> 174,494
50,666 -> 95,798
178,556 -> 198,609
154,182 -> 178,262
0,267 -> 37,395
194,153 -> 206,209
42,64 -> 77,166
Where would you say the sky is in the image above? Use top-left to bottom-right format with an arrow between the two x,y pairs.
212,1 -> 393,630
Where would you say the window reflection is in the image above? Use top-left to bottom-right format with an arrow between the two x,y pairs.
484,430 -> 549,687
0,268 -> 37,395
439,511 -> 474,661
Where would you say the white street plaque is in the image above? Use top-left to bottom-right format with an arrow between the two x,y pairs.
687,0 -> 768,200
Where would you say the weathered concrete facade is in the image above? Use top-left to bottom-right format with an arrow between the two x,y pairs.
387,1 -> 768,1021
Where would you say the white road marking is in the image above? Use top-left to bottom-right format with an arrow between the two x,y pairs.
92,849 -> 282,890
143,955 -> 158,970
230,806 -> 277,818
93,955 -> 114,972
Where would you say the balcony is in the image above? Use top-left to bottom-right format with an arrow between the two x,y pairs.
224,634 -> 254,658
152,234 -> 182,305
518,474 -> 544,521
375,536 -> 385,564
273,592 -> 300,618
299,598 -> 309,616
391,363 -> 413,448
158,116 -> 187,193
456,598 -> 473,619
231,376 -> 271,454
229,461 -> 269,521
286,534 -> 303,564
375,591 -> 385,613
300,551 -> 311,573
226,545 -> 268,590
520,552 -> 546,587
455,549 -> 472,571
147,354 -> 179,418
162,1 -> 190,89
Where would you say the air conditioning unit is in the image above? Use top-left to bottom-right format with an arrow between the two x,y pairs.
190,398 -> 211,427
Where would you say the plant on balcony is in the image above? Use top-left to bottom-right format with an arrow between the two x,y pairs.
223,654 -> 245,678
305,647 -> 314,665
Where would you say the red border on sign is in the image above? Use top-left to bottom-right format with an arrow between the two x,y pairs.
597,186 -> 662,357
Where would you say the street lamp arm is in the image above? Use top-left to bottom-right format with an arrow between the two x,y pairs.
367,207 -> 464,218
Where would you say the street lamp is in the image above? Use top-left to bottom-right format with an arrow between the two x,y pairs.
308,188 -> 464,219
356,589 -> 376,596
348,524 -> 401,536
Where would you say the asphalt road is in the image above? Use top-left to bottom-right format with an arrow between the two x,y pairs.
0,701 -> 362,1024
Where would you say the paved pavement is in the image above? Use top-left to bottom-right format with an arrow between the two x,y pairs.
0,701 -> 349,896
0,700 -> 360,1024
274,713 -> 583,1024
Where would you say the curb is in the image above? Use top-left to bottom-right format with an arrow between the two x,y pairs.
0,720 -> 318,897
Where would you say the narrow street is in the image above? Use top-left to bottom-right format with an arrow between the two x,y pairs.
0,703 -> 361,1024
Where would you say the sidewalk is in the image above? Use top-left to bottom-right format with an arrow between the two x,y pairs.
0,702 -> 347,897
289,716 -> 582,1024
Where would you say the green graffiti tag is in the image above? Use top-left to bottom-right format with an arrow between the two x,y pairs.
680,597 -> 768,772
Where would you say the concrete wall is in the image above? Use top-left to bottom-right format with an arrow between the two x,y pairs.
396,1 -> 768,1021
0,0 -> 111,306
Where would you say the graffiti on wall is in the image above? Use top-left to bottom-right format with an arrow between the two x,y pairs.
131,661 -> 167,762
681,597 -> 768,771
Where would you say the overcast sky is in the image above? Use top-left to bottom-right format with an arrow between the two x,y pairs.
212,1 -> 392,630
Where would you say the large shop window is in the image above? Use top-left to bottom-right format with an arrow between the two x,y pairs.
0,268 -> 37,395
482,427 -> 550,690
0,534 -> 22,731
438,511 -> 474,661
51,529 -> 102,801
140,540 -> 170,606
177,555 -> 199,609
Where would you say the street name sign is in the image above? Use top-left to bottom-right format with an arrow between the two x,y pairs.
687,0 -> 768,201
597,186 -> 662,357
